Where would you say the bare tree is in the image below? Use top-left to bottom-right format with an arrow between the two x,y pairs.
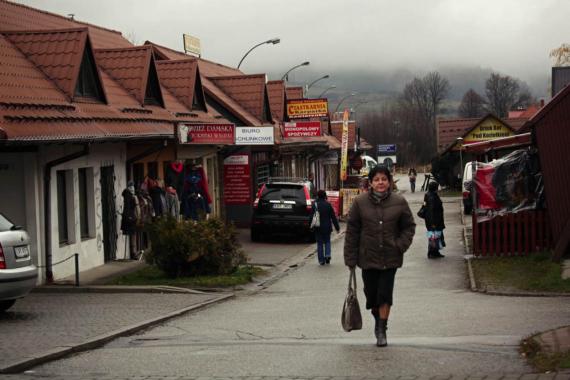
458,89 -> 486,118
485,73 -> 519,117
424,71 -> 450,126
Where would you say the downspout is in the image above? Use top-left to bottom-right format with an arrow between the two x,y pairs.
44,145 -> 90,283
125,140 -> 168,181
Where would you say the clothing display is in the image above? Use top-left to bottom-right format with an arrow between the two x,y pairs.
182,165 -> 211,220
165,161 -> 184,198
120,186 -> 139,235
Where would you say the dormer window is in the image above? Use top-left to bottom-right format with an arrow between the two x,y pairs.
74,48 -> 104,101
144,62 -> 164,107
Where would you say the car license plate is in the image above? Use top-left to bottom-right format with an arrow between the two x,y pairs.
273,204 -> 292,209
14,246 -> 29,259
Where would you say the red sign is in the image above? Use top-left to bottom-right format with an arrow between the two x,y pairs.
185,124 -> 234,144
283,121 -> 321,138
326,191 -> 340,217
223,154 -> 251,205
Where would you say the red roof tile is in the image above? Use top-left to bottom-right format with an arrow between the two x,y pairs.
330,120 -> 358,149
94,46 -> 156,105
0,33 -> 69,105
202,77 -> 261,126
0,0 -> 131,49
156,59 -> 200,110
210,74 -> 268,121
267,80 -> 285,122
286,86 -> 304,100
3,28 -> 91,100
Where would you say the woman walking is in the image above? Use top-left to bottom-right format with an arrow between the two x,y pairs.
408,167 -> 417,193
424,181 -> 445,259
344,165 -> 416,347
313,190 -> 340,265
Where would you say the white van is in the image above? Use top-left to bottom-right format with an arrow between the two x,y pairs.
360,155 -> 377,176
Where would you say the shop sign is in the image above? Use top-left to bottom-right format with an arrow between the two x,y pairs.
340,109 -> 350,181
180,123 -> 234,144
286,98 -> 328,119
235,126 -> 274,145
223,154 -> 251,205
377,144 -> 396,155
283,121 -> 321,138
183,34 -> 201,56
463,118 -> 513,144
326,191 -> 340,217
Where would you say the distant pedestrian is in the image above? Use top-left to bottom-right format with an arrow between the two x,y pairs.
424,181 -> 445,259
344,165 -> 416,347
312,190 -> 340,265
408,167 -> 417,193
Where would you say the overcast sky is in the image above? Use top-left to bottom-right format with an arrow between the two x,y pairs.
16,0 -> 569,84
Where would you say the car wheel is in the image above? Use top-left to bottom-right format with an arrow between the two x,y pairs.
0,300 -> 16,312
251,226 -> 261,242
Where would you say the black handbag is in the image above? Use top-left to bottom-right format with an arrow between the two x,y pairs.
417,205 -> 426,219
341,267 -> 362,332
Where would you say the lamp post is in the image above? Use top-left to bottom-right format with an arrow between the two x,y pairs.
281,61 -> 310,81
307,74 -> 330,89
317,85 -> 336,98
237,38 -> 280,69
457,137 -> 464,183
334,92 -> 357,113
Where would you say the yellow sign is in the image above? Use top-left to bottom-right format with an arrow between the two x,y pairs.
340,109 -> 350,182
286,99 -> 328,119
183,34 -> 201,56
463,117 -> 513,144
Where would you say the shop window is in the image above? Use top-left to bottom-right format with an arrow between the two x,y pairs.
56,170 -> 74,245
147,162 -> 158,180
78,168 -> 95,239
133,163 -> 144,188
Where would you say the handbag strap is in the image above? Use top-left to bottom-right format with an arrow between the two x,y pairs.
348,267 -> 357,291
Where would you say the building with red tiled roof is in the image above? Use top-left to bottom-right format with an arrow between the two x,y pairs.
285,86 -> 304,100
267,80 -> 286,122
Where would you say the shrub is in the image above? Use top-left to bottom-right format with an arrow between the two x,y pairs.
144,216 -> 247,278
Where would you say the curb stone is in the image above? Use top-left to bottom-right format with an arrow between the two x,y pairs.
0,293 -> 234,374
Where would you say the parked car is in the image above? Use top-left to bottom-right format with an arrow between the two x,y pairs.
360,155 -> 378,176
462,162 -> 475,215
251,178 -> 314,242
0,213 -> 37,312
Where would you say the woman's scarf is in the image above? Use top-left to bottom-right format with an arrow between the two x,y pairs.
370,189 -> 390,203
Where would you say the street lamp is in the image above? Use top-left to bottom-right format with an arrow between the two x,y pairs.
237,38 -> 280,69
307,74 -> 330,89
281,61 -> 310,81
317,85 -> 336,98
457,137 -> 464,182
334,92 -> 357,113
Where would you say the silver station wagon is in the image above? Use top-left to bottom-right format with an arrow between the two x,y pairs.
0,213 -> 37,312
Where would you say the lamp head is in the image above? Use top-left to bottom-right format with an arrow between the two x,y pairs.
322,74 -> 330,79
267,38 -> 280,44
302,61 -> 310,66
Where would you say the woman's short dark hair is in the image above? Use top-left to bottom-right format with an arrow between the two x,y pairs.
317,189 -> 327,199
368,165 -> 393,183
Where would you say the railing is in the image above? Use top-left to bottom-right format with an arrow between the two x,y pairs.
472,209 -> 553,256
36,253 -> 80,286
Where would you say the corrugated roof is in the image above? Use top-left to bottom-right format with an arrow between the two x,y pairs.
94,46 -> 155,105
267,80 -> 285,122
285,86 -> 303,100
3,28 -> 90,100
0,0 -> 132,49
0,33 -> 69,105
210,74 -> 268,121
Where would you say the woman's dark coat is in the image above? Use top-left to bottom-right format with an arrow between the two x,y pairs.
121,189 -> 138,235
424,191 -> 445,231
312,199 -> 340,235
344,192 -> 416,270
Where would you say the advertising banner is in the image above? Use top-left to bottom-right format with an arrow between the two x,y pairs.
286,99 -> 328,119
340,109 -> 350,181
181,124 -> 234,144
326,190 -> 340,217
474,149 -> 544,222
235,126 -> 274,145
463,118 -> 513,144
223,154 -> 251,205
283,121 -> 322,138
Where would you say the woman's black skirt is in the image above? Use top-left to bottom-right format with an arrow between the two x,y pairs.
361,268 -> 398,309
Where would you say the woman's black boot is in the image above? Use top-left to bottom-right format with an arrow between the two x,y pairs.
376,319 -> 388,347
373,315 -> 380,339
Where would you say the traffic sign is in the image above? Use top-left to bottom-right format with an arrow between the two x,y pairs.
377,144 -> 396,155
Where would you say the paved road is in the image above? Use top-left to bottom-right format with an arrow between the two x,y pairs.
19,182 -> 570,379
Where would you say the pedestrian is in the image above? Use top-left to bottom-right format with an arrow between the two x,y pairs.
424,181 -> 445,259
408,167 -> 417,193
312,190 -> 340,265
344,165 -> 416,347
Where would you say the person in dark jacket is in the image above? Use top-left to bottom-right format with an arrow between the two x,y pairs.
312,190 -> 340,265
424,181 -> 445,259
344,165 -> 416,347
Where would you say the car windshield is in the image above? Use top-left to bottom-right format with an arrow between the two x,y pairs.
261,184 -> 306,201
0,213 -> 15,232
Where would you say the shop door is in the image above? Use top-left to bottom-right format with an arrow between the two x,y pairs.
204,155 -> 219,217
100,166 -> 117,261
